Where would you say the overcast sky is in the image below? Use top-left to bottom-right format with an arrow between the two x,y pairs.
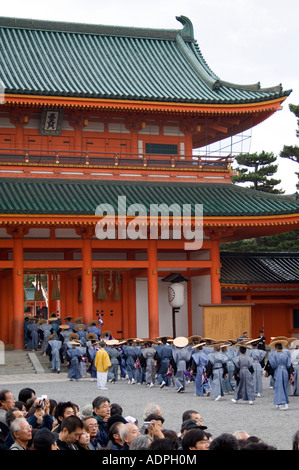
1,0 -> 299,193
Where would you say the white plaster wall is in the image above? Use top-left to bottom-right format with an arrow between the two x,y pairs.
191,275 -> 211,336
135,278 -> 189,339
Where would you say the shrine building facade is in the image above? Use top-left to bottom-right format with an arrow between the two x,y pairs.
0,15 -> 298,349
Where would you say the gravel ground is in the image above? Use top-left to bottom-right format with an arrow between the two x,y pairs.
1,368 -> 298,451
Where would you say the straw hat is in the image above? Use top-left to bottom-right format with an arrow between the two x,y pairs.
37,319 -> 47,326
88,320 -> 98,326
59,324 -> 70,330
155,336 -> 173,342
173,336 -> 188,348
68,332 -> 79,341
75,324 -> 86,332
188,335 -> 202,344
105,339 -> 119,346
75,317 -> 84,324
269,339 -> 289,349
69,340 -> 82,346
86,333 -> 97,341
291,339 -> 299,348
191,342 -> 206,349
48,334 -> 57,341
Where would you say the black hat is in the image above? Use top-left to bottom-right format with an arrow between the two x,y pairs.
180,419 -> 207,433
33,428 -> 58,450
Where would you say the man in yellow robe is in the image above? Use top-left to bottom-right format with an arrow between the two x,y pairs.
94,340 -> 111,390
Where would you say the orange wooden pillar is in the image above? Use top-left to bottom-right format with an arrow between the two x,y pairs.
210,238 -> 222,304
147,239 -> 159,339
12,232 -> 24,349
81,235 -> 93,325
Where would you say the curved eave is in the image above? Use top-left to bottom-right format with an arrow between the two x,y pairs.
2,93 -> 288,115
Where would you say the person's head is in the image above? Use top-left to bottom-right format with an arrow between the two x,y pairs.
77,428 -> 90,448
233,430 -> 250,441
239,346 -> 247,355
182,428 -> 210,450
144,413 -> 164,433
110,403 -> 123,416
119,422 -> 141,447
83,416 -> 98,439
32,427 -> 58,450
149,438 -> 174,450
18,388 -> 36,405
92,396 -> 111,422
275,342 -> 283,351
292,430 -> 299,450
182,410 -> 203,427
54,401 -> 76,423
142,403 -> 162,420
181,419 -> 207,435
5,407 -> 23,426
10,417 -> 32,448
59,415 -> 83,445
0,390 -> 15,411
209,433 -> 239,451
109,421 -> 125,446
14,401 -> 27,417
162,429 -> 179,450
129,434 -> 152,450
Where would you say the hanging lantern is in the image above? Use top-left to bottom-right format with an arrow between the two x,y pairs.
34,273 -> 44,301
168,282 -> 185,308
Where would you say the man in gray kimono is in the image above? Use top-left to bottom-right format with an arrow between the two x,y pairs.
171,337 -> 191,393
206,344 -> 228,401
232,345 -> 255,405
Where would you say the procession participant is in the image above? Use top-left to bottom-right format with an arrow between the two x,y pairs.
86,333 -> 99,381
87,320 -> 102,339
246,338 -> 267,397
142,340 -> 157,388
27,317 -> 39,351
64,316 -> 76,331
94,339 -> 111,390
66,340 -> 84,381
266,339 -> 293,410
221,341 -> 237,392
133,339 -> 145,385
205,343 -> 228,401
74,323 -> 88,345
290,339 -> 299,395
106,340 -> 121,383
48,316 -> 60,338
122,339 -> 139,384
38,319 -> 52,356
190,342 -> 210,396
232,344 -> 255,405
171,337 -> 191,393
154,336 -> 173,389
46,333 -> 62,373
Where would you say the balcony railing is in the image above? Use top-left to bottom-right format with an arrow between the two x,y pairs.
0,148 -> 233,171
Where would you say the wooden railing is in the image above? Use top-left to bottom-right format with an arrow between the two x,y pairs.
0,148 -> 233,170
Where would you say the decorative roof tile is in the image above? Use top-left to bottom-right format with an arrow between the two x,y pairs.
0,178 -> 298,216
0,16 -> 291,104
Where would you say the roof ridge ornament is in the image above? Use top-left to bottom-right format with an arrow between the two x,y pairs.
176,15 -> 194,40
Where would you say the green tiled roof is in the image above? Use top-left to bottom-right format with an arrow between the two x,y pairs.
220,252 -> 299,284
0,178 -> 298,217
0,16 -> 291,104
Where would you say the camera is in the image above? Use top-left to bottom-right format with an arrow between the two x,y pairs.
143,421 -> 153,429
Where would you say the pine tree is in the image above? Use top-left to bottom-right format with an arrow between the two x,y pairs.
232,151 -> 283,194
280,104 -> 299,189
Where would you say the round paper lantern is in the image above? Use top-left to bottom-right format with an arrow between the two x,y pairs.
168,282 -> 185,308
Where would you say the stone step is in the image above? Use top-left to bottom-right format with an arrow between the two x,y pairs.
0,350 -> 36,375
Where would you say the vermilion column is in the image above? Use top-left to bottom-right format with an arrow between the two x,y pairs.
147,239 -> 159,339
81,235 -> 93,325
13,232 -> 24,349
210,238 -> 222,304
